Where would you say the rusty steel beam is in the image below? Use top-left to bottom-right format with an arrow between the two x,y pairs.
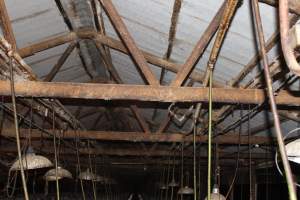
99,0 -> 159,85
259,0 -> 300,15
44,42 -> 77,82
160,0 -> 183,84
17,30 -> 223,87
0,0 -> 16,50
1,128 -> 273,145
0,80 -> 299,105
171,1 -> 226,86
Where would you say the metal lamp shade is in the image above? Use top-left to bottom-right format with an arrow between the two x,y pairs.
205,184 -> 226,200
159,184 -> 168,190
177,186 -> 194,195
78,168 -> 96,181
286,138 -> 300,164
44,166 -> 73,181
10,147 -> 53,171
168,178 -> 179,187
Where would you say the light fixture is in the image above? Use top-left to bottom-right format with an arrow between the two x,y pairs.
159,183 -> 168,190
204,184 -> 226,200
168,178 -> 179,187
78,168 -> 96,181
10,146 -> 53,171
178,186 -> 194,195
44,166 -> 73,181
286,138 -> 300,164
177,171 -> 194,195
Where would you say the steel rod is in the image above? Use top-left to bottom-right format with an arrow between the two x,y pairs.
252,0 -> 297,199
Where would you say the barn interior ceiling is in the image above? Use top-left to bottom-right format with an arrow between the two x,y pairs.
0,0 -> 300,199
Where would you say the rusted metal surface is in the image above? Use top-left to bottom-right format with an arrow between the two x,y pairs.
17,30 -> 223,87
260,0 -> 300,15
159,0 -> 182,84
44,41 -> 77,82
0,36 -> 83,128
0,80 -> 299,105
279,0 -> 300,76
171,1 -> 226,87
99,0 -> 159,86
0,0 -> 17,50
1,128 -> 273,145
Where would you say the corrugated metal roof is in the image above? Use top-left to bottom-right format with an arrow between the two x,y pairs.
1,0 -> 298,137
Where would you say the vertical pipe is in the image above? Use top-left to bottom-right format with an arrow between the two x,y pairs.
252,1 -> 297,200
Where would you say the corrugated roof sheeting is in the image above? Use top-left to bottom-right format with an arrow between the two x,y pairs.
0,0 -> 296,137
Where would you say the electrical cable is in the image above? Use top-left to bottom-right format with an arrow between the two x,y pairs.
225,106 -> 242,199
207,67 -> 213,200
75,130 -> 86,200
9,56 -> 29,200
251,0 -> 297,199
88,140 -> 97,200
193,120 -> 197,200
52,107 -> 60,200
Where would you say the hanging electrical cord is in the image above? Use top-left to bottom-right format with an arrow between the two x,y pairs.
248,105 -> 253,199
193,119 -> 197,200
225,106 -> 242,199
251,1 -> 297,200
207,65 -> 213,200
165,154 -> 171,200
88,140 -> 97,200
75,130 -> 86,200
8,56 -> 29,199
52,106 -> 60,200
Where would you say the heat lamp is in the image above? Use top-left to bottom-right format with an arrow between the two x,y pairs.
78,168 -> 96,181
10,146 -> 53,171
44,166 -> 73,181
204,184 -> 226,200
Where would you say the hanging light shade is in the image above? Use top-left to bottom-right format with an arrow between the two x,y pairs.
177,186 -> 194,195
204,184 -> 226,200
78,168 -> 96,181
95,175 -> 105,183
10,146 -> 53,171
44,166 -> 73,181
168,177 -> 179,187
159,183 -> 168,190
286,138 -> 300,164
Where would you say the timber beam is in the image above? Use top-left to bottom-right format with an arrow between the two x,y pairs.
0,80 -> 299,105
1,128 -> 274,145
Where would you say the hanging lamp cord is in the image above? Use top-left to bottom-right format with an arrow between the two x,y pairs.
225,106 -> 242,199
207,68 -> 213,200
9,56 -> 29,200
88,139 -> 97,200
75,130 -> 86,200
52,107 -> 60,200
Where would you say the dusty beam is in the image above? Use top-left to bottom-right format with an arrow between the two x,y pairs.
1,128 -> 273,145
0,0 -> 17,50
0,80 -> 299,105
